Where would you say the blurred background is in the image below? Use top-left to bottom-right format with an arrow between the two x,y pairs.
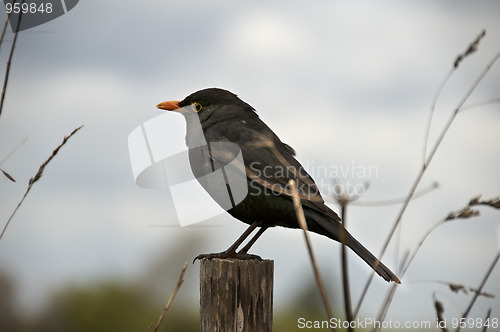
0,1 -> 499,331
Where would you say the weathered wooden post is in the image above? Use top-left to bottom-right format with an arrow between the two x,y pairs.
200,258 -> 274,332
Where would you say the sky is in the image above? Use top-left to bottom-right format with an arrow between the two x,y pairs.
0,0 -> 499,327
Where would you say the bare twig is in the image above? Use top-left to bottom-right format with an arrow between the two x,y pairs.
354,36 -> 500,318
455,250 -> 500,332
0,0 -> 25,117
289,179 -> 335,331
149,261 -> 188,332
0,125 -> 84,241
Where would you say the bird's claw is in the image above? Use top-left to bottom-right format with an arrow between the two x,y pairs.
193,251 -> 262,263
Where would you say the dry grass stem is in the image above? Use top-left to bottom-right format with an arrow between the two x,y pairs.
0,137 -> 27,166
149,261 -> 188,332
373,283 -> 397,332
445,195 -> 500,221
423,280 -> 495,298
423,30 -> 486,163
468,289 -> 495,299
0,0 -> 25,117
349,182 -> 438,207
329,179 -> 361,331
0,125 -> 84,241
372,251 -> 408,332
460,98 -> 500,113
422,68 -> 454,165
373,194 -> 496,321
455,250 -> 500,332
0,5 -> 10,49
339,203 -> 353,331
354,34 -> 500,317
448,282 -> 467,294
482,308 -> 492,332
340,200 -> 354,332
454,30 -> 486,68
469,195 -> 500,209
28,125 -> 84,185
238,140 -> 325,204
445,206 -> 480,221
423,47 -> 499,173
433,294 -> 449,332
289,179 -> 336,332
422,30 -> 486,166
456,285 -> 494,298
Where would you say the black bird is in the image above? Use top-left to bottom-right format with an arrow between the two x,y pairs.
157,88 -> 400,283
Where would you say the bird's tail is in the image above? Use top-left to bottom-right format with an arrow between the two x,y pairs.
344,229 -> 400,283
310,216 -> 400,283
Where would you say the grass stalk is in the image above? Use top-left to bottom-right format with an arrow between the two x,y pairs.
0,0 -> 12,49
339,202 -> 354,331
0,0 -> 25,117
289,179 -> 336,332
373,196 -> 497,327
482,308 -> 492,332
0,125 -> 83,242
455,251 -> 500,332
354,35 -> 499,318
149,261 -> 189,332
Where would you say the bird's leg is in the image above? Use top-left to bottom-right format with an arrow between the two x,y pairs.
225,221 -> 262,253
194,221 -> 263,262
238,226 -> 268,254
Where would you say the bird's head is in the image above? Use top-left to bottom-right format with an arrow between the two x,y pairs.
156,88 -> 256,123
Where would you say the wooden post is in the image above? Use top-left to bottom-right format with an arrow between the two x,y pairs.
200,258 -> 274,332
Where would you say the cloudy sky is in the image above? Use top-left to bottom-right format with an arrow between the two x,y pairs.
1,0 -> 499,326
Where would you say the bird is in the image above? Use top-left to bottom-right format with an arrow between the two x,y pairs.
157,88 -> 400,283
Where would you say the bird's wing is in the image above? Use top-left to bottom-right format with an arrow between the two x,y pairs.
203,119 -> 340,222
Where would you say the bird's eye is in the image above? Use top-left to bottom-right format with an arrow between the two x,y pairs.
192,102 -> 202,112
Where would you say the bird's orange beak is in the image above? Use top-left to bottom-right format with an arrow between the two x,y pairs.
156,100 -> 181,111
